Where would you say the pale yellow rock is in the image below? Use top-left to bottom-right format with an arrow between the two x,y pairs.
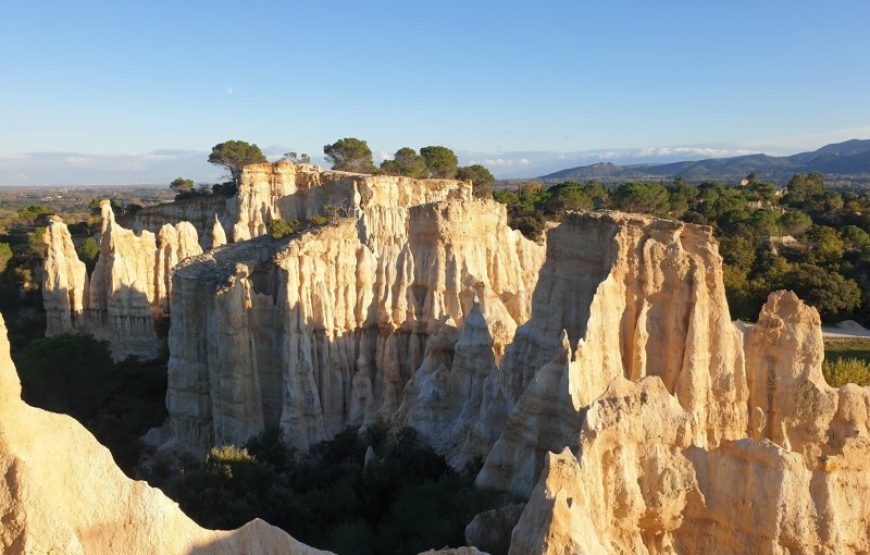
228,161 -> 472,241
0,312 -> 330,555
505,277 -> 870,553
168,196 -> 544,455
479,212 -> 747,496
124,193 -> 230,248
43,201 -> 202,359
41,215 -> 88,334
211,214 -> 228,248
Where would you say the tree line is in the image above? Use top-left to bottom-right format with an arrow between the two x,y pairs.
169,139 -> 495,199
492,173 -> 870,326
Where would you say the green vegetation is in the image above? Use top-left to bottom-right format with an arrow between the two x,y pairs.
267,218 -> 301,239
324,138 -> 376,173
77,237 -> 100,272
420,145 -> 459,178
14,333 -> 168,472
823,358 -> 870,387
283,151 -> 311,164
457,164 -> 496,198
208,140 -> 268,189
169,177 -> 196,195
380,147 -> 428,179
150,427 -> 513,555
493,174 -> 870,324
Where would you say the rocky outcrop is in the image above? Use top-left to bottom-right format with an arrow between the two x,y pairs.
42,215 -> 88,335
465,503 -> 525,555
43,200 -> 202,359
211,214 -> 227,249
510,294 -> 870,553
478,212 -> 747,496
124,194 -> 230,249
227,161 -> 471,241
0,312 -> 330,555
167,195 -> 544,456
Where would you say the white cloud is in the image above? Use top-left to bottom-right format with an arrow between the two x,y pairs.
0,150 -> 223,186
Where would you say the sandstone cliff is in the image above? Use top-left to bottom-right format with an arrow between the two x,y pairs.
473,209 -> 870,553
43,200 -> 202,359
0,312 -> 330,555
123,194 -> 230,249
38,164 -> 870,553
167,195 -> 544,456
478,212 -> 747,496
510,293 -> 870,554
227,161 -> 471,242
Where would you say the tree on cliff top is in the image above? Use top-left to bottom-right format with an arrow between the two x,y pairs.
208,141 -> 267,189
381,148 -> 428,179
420,146 -> 458,179
169,177 -> 195,194
456,164 -> 495,198
324,138 -> 376,173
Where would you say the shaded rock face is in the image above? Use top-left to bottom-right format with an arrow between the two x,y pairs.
167,196 -> 544,456
43,200 -> 203,360
124,194 -> 230,249
0,312 -> 330,555
465,503 -> 525,555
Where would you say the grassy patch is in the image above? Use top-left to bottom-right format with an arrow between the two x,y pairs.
823,337 -> 870,387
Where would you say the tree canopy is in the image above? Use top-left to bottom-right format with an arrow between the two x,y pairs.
208,141 -> 267,188
324,138 -> 376,173
169,177 -> 195,194
420,146 -> 458,178
380,148 -> 428,179
457,164 -> 496,198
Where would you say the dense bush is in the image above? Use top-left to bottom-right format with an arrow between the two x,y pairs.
157,427 -> 514,555
267,218 -> 301,239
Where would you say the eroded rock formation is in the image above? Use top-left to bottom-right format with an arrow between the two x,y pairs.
477,212 -> 747,496
227,161 -> 473,242
483,210 -> 870,553
510,293 -> 870,554
124,194 -> 230,249
167,193 -> 544,456
38,163 -> 870,553
43,200 -> 203,359
0,312 -> 329,555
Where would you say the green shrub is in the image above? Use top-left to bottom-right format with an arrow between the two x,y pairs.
267,218 -> 301,239
157,426 -> 515,555
823,357 -> 870,387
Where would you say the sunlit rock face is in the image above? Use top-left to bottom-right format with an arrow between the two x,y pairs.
478,212 -> 747,496
227,161 -> 472,242
478,209 -> 870,554
509,293 -> 870,554
0,312 -> 331,555
167,194 -> 544,457
42,200 -> 202,360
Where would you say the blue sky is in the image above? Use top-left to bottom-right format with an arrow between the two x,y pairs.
2,0 -> 869,184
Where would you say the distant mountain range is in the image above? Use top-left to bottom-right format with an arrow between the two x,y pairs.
540,139 -> 870,184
